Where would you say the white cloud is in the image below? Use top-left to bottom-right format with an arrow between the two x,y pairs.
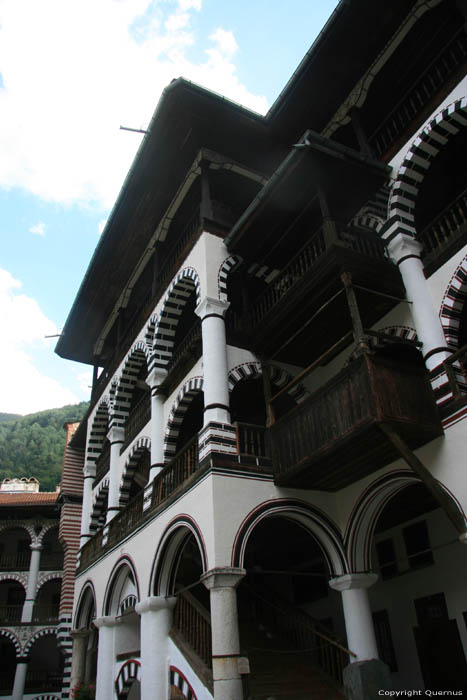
29,221 -> 46,236
0,0 -> 268,210
97,219 -> 108,235
209,28 -> 238,58
0,268 -> 80,414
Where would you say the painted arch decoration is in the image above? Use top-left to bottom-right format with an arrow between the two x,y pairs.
150,267 -> 201,371
170,667 -> 198,700
115,659 -> 141,699
382,96 -> 467,243
164,376 -> 203,460
119,436 -> 151,507
112,342 -> 151,429
440,254 -> 467,350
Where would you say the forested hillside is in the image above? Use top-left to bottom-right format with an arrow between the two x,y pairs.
0,403 -> 88,491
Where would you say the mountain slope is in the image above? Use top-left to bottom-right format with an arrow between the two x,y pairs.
0,403 -> 88,491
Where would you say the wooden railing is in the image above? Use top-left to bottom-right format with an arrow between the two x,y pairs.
0,552 -> 31,570
151,435 -> 200,509
419,187 -> 467,271
79,529 -> 104,570
269,351 -> 441,488
121,392 -> 151,453
172,591 -> 212,668
370,29 -> 467,158
0,605 -> 22,623
107,490 -> 145,548
246,224 -> 386,328
443,344 -> 467,402
40,554 -> 64,570
236,422 -> 268,458
243,583 -> 352,686
32,604 -> 59,623
93,441 -> 110,485
24,670 -> 62,692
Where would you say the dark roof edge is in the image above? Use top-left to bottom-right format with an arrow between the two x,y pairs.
266,0 -> 347,122
55,78 -> 265,362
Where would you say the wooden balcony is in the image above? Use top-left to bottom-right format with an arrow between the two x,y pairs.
270,352 -> 443,491
93,441 -> 110,486
121,392 -> 151,453
235,225 -> 404,366
419,187 -> 467,277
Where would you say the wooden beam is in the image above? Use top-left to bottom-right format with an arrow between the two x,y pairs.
379,422 -> 467,536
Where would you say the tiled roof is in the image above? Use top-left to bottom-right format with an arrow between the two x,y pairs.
0,492 -> 59,506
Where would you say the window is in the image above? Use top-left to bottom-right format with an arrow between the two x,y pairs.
403,520 -> 434,569
376,538 -> 398,579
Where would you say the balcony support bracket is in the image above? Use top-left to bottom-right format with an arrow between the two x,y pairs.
379,422 -> 467,537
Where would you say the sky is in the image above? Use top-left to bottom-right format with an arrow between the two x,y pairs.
0,0 -> 339,415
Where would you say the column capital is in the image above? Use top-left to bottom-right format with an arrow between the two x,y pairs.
94,615 -> 121,629
386,233 -> 423,265
459,531 -> 467,545
135,596 -> 176,616
30,543 -> 43,552
146,367 -> 168,391
195,296 -> 230,320
70,628 -> 90,639
201,567 -> 246,591
84,462 -> 96,478
107,426 -> 125,444
329,572 -> 378,592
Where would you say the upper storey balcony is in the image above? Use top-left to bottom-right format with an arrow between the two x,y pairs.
269,350 -> 442,491
226,131 -> 404,366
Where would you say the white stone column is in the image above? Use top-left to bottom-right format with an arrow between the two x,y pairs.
80,464 -> 95,546
195,297 -> 230,425
201,567 -> 245,700
94,616 -> 120,700
21,543 -> 42,623
69,629 -> 89,693
386,235 -> 450,371
135,596 -> 176,700
106,426 -> 125,524
146,368 -> 168,481
329,573 -> 379,663
12,659 -> 28,700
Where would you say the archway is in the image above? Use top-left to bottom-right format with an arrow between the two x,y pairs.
0,578 -> 25,623
0,633 -> 18,695
0,526 -> 31,571
33,578 -> 61,623
74,583 -> 98,686
234,506 -> 348,694
367,482 -> 467,692
104,559 -> 140,667
25,631 -> 63,695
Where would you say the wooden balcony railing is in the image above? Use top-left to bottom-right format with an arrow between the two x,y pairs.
40,554 -> 64,570
370,29 -> 467,159
172,591 -> 212,668
151,435 -> 200,509
93,441 -> 110,485
236,422 -> 268,458
25,670 -> 62,692
79,529 -> 104,570
107,489 -> 145,549
121,392 -> 151,453
0,552 -> 31,570
270,352 -> 442,490
0,605 -> 22,623
419,187 -> 467,274
32,604 -> 59,623
246,225 -> 386,329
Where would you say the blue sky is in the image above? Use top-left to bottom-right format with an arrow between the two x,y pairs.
0,0 -> 337,415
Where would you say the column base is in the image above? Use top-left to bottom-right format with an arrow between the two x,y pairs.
343,659 -> 392,700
